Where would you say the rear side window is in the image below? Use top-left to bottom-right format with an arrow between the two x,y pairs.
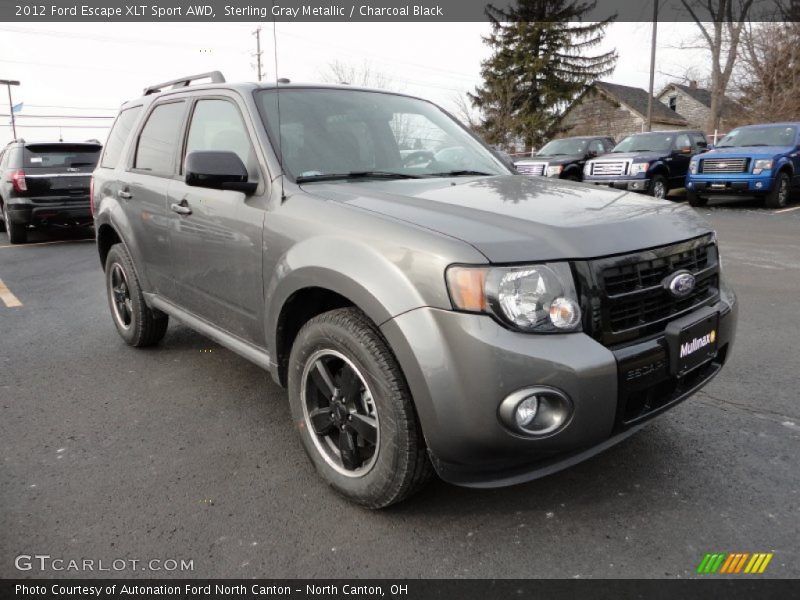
101,106 -> 142,168
134,101 -> 185,175
23,144 -> 101,168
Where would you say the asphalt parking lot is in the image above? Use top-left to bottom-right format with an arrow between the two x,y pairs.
1,198 -> 799,579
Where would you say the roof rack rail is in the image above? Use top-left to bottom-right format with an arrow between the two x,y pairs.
143,71 -> 225,96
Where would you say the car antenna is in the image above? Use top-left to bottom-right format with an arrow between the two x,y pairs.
271,11 -> 286,202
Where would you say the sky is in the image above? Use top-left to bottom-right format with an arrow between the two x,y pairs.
0,21 -> 708,145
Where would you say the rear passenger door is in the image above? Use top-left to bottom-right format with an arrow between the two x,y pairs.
165,95 -> 266,345
125,100 -> 188,298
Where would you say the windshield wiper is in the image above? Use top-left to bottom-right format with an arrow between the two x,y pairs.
425,170 -> 494,177
296,170 -> 422,183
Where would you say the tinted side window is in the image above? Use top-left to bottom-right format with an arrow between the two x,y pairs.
134,102 -> 185,175
675,133 -> 691,150
185,99 -> 254,171
588,139 -> 604,154
101,106 -> 142,168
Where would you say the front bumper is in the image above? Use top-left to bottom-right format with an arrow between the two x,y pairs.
687,173 -> 773,197
381,290 -> 737,488
586,177 -> 650,192
6,196 -> 92,226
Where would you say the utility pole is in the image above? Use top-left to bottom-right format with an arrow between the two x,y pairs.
1,79 -> 21,139
253,27 -> 263,82
646,0 -> 658,132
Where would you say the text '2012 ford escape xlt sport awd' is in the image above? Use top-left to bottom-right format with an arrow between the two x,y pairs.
93,72 -> 737,508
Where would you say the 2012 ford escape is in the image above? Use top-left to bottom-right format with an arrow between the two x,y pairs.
93,72 -> 738,507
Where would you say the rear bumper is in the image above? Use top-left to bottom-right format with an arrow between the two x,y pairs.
381,288 -> 737,488
5,196 -> 92,226
587,177 -> 650,192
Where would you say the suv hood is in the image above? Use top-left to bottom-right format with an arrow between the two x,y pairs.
522,153 -> 585,165
303,175 -> 711,263
704,145 -> 792,158
592,151 -> 664,162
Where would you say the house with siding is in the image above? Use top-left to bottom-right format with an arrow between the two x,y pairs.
656,81 -> 744,137
557,81 -> 688,142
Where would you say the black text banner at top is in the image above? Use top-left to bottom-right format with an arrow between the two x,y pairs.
3,0 -> 794,23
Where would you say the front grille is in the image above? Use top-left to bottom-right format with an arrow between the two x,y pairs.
700,158 -> 748,173
576,235 -> 720,346
516,162 -> 546,176
590,160 -> 628,176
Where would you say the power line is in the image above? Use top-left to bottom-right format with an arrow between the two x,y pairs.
0,114 -> 114,119
0,123 -> 110,129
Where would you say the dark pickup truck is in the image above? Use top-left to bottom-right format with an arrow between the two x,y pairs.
584,130 -> 708,198
0,140 -> 101,244
515,136 -> 615,181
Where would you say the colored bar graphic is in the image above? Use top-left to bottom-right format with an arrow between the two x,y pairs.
698,552 -> 773,575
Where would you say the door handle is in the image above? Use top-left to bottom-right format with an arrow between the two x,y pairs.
170,200 -> 192,216
117,190 -> 132,200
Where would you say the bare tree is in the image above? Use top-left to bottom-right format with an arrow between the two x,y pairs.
451,92 -> 481,131
319,60 -> 397,90
734,19 -> 800,123
680,0 -> 755,132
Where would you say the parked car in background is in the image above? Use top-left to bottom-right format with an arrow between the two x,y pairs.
516,136 -> 615,181
584,130 -> 707,198
686,123 -> 800,208
94,73 -> 737,508
0,139 -> 102,244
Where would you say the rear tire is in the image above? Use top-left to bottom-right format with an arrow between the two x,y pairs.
648,174 -> 668,199
288,307 -> 433,508
0,202 -> 5,233
105,244 -> 168,347
4,207 -> 27,244
765,171 -> 791,208
687,191 -> 708,207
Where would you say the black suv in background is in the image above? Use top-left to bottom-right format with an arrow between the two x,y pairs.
584,130 -> 707,198
515,136 -> 615,181
0,139 -> 101,243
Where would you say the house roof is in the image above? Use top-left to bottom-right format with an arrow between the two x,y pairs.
595,81 -> 688,125
658,83 -> 743,115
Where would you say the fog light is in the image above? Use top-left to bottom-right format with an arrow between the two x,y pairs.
499,387 -> 573,436
755,181 -> 763,189
515,396 -> 538,428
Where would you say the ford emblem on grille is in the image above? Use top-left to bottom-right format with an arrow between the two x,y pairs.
716,163 -> 728,169
665,271 -> 696,298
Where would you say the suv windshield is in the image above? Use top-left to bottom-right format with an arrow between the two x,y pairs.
23,144 -> 101,169
537,138 -> 588,156
612,133 -> 674,153
717,125 -> 797,148
256,89 -> 508,182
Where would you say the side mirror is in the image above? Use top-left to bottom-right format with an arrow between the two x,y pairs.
587,150 -> 598,158
185,151 -> 257,194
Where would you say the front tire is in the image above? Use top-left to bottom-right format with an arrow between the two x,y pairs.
105,244 -> 168,347
648,174 -> 668,199
687,190 -> 708,207
288,307 -> 432,508
765,171 -> 791,208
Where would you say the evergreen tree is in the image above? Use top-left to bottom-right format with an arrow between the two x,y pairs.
470,0 -> 617,149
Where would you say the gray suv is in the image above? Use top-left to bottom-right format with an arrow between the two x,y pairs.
93,72 -> 738,507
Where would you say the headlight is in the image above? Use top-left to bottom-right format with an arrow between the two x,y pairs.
629,162 -> 649,176
753,159 -> 773,175
690,161 -> 698,174
546,165 -> 563,177
583,163 -> 592,175
446,263 -> 582,332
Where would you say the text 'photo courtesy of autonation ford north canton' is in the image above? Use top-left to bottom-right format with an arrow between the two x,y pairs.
0,0 -> 798,598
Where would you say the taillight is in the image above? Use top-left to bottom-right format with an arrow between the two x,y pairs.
10,169 -> 27,193
89,176 -> 95,215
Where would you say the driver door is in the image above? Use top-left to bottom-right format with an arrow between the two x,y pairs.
165,95 -> 267,345
670,133 -> 694,187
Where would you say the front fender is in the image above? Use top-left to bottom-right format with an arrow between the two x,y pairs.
263,235 -> 453,357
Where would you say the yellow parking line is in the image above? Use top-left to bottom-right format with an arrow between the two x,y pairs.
0,278 -> 22,307
774,206 -> 800,214
0,238 -> 94,249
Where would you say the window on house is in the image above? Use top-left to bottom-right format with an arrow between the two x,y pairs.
668,96 -> 677,111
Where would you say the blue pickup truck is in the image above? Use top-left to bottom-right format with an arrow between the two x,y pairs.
686,123 -> 800,208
